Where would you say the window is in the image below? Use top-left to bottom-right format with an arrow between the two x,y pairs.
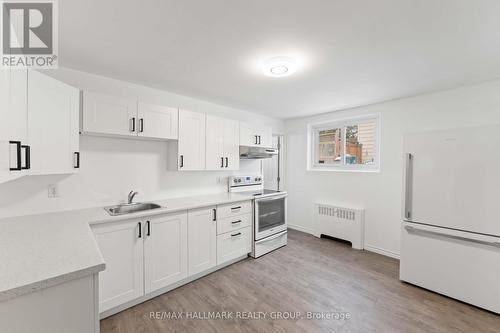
308,115 -> 380,171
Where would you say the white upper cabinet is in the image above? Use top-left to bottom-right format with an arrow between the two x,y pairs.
176,109 -> 206,170
144,212 -> 188,293
137,102 -> 178,140
82,92 -> 179,141
82,92 -> 137,137
259,126 -> 273,148
28,71 -> 80,175
0,69 -> 28,184
240,123 -> 273,148
188,207 -> 217,276
206,115 -> 239,170
1,70 -> 79,183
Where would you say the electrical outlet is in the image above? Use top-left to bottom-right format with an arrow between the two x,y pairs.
47,184 -> 59,198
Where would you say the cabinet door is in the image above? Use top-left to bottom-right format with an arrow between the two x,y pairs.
188,207 -> 217,276
239,123 -> 258,147
137,102 -> 178,140
144,212 -> 188,294
92,220 -> 144,313
178,109 -> 206,170
223,118 -> 240,170
217,226 -> 252,265
205,115 -> 224,170
82,91 -> 137,137
259,126 -> 273,148
0,69 -> 28,183
27,71 -> 80,175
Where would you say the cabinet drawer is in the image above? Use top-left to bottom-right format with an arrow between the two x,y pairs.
217,227 -> 251,265
217,213 -> 251,235
217,201 -> 252,219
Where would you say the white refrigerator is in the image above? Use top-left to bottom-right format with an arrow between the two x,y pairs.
400,125 -> 500,314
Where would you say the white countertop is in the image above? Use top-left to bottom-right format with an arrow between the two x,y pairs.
0,192 -> 253,301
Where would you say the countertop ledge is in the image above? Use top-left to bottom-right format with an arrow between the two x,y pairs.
0,192 -> 253,301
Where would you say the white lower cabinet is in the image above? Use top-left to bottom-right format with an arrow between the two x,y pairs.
144,212 -> 188,293
92,202 -> 251,314
92,219 -> 144,313
188,207 -> 217,275
217,226 -> 252,265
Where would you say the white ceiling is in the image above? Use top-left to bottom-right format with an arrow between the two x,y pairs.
60,0 -> 500,119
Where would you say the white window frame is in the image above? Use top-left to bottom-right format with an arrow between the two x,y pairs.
307,114 -> 381,172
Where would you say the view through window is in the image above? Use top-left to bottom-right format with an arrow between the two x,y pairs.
310,116 -> 379,170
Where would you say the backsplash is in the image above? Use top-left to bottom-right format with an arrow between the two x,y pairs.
0,135 -> 261,219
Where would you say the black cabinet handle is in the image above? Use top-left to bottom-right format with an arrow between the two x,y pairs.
225,157 -> 228,168
180,155 -> 184,168
21,145 -> 30,170
231,220 -> 242,224
74,152 -> 80,169
221,157 -> 224,168
9,141 -> 22,171
131,117 -> 136,132
254,135 -> 258,145
140,118 -> 144,133
258,136 -> 261,145
212,208 -> 217,221
146,220 -> 151,236
138,222 -> 142,238
231,232 -> 242,237
231,206 -> 242,210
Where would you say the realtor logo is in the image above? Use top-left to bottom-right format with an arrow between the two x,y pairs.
1,0 -> 58,68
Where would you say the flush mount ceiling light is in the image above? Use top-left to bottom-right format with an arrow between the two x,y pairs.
262,57 -> 297,78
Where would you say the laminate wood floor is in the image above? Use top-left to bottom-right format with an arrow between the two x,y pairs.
101,229 -> 500,333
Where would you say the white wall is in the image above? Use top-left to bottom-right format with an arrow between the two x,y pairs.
0,67 -> 284,218
285,80 -> 500,258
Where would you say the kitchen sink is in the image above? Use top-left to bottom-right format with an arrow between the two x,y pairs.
104,202 -> 162,216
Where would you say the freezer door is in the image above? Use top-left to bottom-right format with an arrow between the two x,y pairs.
403,125 -> 500,237
400,222 -> 500,314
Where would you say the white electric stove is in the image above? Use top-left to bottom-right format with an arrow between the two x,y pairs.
229,175 -> 287,258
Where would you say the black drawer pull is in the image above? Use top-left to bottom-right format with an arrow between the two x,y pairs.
231,220 -> 242,224
180,155 -> 184,168
9,141 -> 22,171
146,220 -> 151,236
221,157 -> 224,168
21,145 -> 30,170
74,152 -> 80,169
231,232 -> 242,237
225,157 -> 228,168
131,117 -> 136,132
231,206 -> 242,210
138,222 -> 142,238
212,208 -> 217,221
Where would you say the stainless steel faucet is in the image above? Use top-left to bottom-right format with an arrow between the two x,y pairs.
128,190 -> 138,204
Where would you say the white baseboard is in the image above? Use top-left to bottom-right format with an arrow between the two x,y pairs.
289,225 -> 400,260
364,244 -> 400,260
288,224 -> 317,236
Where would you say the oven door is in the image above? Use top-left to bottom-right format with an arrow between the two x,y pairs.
254,194 -> 287,240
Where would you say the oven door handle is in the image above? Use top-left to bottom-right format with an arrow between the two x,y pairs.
255,194 -> 287,202
255,230 -> 287,244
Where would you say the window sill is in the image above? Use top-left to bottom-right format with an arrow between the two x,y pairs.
307,166 -> 380,173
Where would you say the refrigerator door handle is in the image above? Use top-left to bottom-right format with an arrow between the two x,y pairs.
405,225 -> 500,248
404,153 -> 413,220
